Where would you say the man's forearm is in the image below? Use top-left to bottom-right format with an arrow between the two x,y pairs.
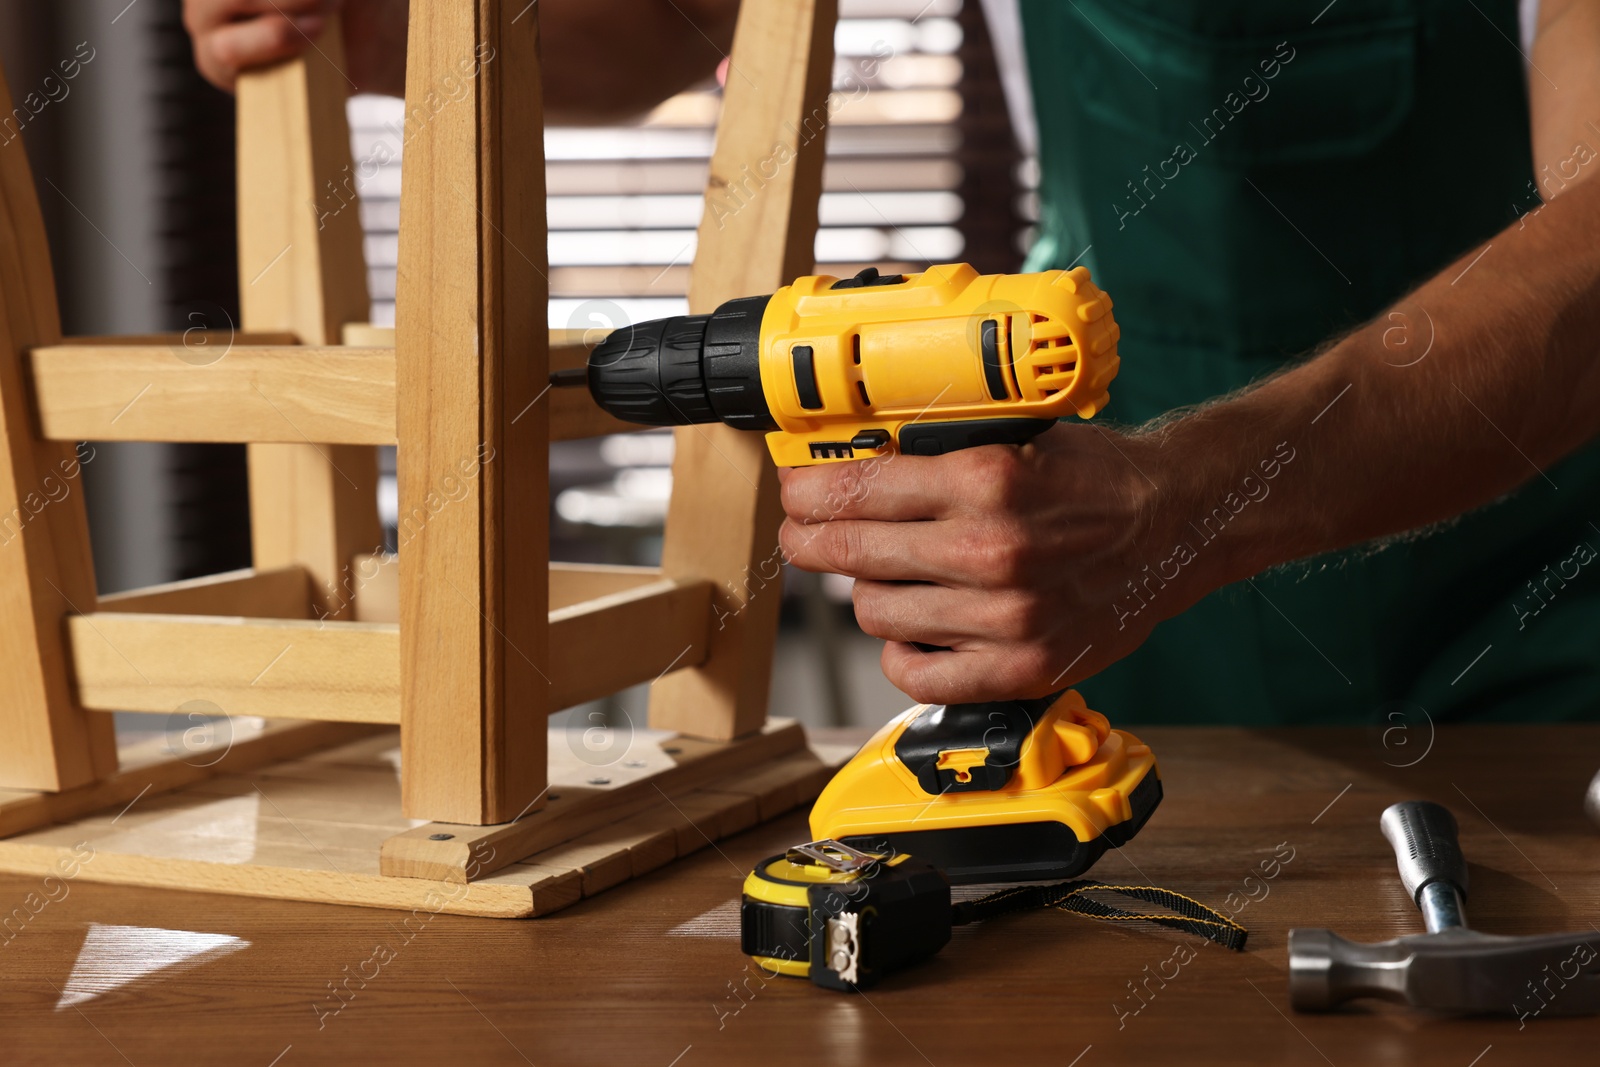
532,0 -> 736,122
1150,170 -> 1600,594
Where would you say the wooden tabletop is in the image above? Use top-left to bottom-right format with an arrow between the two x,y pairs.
3,724 -> 1598,1067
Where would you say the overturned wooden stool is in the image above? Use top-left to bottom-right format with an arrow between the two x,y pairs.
0,0 -> 846,917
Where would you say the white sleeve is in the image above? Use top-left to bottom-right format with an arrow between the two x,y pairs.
978,0 -> 1038,157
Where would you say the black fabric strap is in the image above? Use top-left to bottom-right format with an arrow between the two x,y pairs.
952,880 -> 1248,952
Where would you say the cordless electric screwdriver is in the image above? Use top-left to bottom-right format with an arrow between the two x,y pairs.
557,265 -> 1164,944
552,263 -> 1121,466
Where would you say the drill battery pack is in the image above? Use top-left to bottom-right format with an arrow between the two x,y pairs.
808,690 -> 1161,884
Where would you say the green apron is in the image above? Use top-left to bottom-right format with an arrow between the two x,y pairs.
1018,0 -> 1600,724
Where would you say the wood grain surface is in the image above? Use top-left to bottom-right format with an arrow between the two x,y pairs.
30,344 -> 398,445
95,567 -> 315,620
29,334 -> 637,445
1,724 -> 1597,1066
0,728 -> 843,922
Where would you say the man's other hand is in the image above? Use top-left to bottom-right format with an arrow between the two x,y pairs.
183,0 -> 407,95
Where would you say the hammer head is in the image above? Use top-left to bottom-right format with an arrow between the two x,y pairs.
1289,927 -> 1600,1015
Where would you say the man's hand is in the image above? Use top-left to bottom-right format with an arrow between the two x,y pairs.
183,0 -> 407,95
778,425 -> 1208,705
185,0 -> 735,120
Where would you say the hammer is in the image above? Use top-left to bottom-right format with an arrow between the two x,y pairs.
1289,801 -> 1600,1015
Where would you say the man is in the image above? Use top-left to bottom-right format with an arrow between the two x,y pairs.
187,0 -> 1600,724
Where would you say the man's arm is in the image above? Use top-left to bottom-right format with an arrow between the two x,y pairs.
1530,0 -> 1600,177
778,2 -> 1600,705
183,0 -> 736,122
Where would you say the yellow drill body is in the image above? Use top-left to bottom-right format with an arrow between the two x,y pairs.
753,263 -> 1121,466
580,262 -> 1122,466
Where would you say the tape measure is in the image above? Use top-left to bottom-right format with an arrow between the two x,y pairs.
740,840 -> 950,991
741,840 -> 1247,991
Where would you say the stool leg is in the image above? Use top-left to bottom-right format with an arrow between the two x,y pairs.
396,0 -> 549,825
0,64 -> 115,791
650,0 -> 836,741
237,22 -> 382,619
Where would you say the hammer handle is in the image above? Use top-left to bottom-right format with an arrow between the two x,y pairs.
1380,801 -> 1468,909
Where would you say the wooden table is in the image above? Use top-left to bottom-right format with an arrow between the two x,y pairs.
2,725 -> 1598,1066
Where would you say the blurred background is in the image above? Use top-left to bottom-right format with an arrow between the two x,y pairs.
1,0 -> 1034,736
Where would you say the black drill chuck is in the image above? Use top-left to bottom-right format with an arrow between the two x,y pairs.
585,293 -> 775,431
